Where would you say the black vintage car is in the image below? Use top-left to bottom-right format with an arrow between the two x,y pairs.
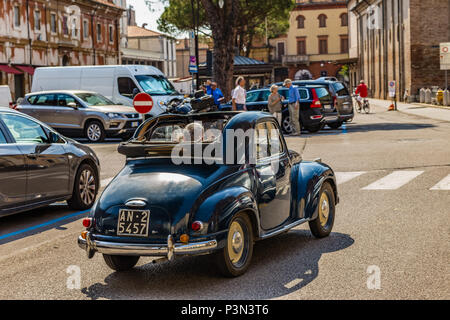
78,111 -> 338,277
0,108 -> 100,217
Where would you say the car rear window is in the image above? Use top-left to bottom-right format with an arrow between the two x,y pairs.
333,82 -> 350,96
313,87 -> 333,102
27,94 -> 56,106
298,88 -> 308,99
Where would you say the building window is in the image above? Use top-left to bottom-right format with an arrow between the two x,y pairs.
319,38 -> 328,54
63,16 -> 69,36
14,6 -> 20,27
50,13 -> 57,33
297,38 -> 306,55
340,36 -> 349,54
83,20 -> 89,39
318,14 -> 327,28
97,24 -> 102,42
71,18 -> 78,38
296,15 -> 305,29
277,42 -> 285,60
109,25 -> 114,43
340,13 -> 348,27
34,10 -> 41,31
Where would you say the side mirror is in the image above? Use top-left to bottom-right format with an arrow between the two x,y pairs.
67,102 -> 78,109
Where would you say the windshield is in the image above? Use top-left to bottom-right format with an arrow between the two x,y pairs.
75,93 -> 115,106
135,75 -> 178,96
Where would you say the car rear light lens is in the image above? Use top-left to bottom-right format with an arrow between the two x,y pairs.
82,218 -> 93,228
310,115 -> 323,120
310,89 -> 322,108
333,96 -> 337,108
191,221 -> 204,232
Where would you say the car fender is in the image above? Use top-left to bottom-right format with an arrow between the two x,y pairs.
191,186 -> 259,245
294,161 -> 338,221
81,113 -> 108,129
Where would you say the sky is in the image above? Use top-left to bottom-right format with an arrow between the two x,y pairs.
126,0 -> 166,32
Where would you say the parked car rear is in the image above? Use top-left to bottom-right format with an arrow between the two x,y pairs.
219,88 -> 290,112
281,85 -> 339,133
293,80 -> 354,128
16,90 -> 143,143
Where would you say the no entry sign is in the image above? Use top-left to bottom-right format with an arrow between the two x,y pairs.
133,92 -> 153,114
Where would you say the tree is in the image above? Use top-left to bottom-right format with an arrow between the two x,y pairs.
153,0 -> 293,98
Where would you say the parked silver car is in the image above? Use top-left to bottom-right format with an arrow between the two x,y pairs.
16,90 -> 143,142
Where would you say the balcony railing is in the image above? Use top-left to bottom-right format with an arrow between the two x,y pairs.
282,55 -> 309,64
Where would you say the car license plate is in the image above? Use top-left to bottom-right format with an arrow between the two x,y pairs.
117,209 -> 150,237
131,122 -> 139,127
323,104 -> 332,109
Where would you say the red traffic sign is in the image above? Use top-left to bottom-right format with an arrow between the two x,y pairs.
133,92 -> 153,114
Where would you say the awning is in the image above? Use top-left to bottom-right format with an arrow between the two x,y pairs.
0,64 -> 22,75
15,65 -> 35,75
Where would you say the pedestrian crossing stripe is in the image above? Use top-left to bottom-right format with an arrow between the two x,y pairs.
430,174 -> 450,190
334,171 -> 450,191
362,171 -> 424,190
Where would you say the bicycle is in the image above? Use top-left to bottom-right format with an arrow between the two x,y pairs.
353,95 -> 370,114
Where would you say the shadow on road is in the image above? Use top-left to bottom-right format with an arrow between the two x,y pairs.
81,231 -> 354,300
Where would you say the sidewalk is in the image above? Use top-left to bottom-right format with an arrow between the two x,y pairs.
369,98 -> 450,122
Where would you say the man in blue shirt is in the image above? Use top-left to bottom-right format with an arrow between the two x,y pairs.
284,79 -> 301,136
210,82 -> 224,107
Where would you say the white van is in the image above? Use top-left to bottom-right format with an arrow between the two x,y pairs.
0,85 -> 13,108
31,65 -> 183,116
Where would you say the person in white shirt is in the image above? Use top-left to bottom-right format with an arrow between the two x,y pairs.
232,76 -> 247,111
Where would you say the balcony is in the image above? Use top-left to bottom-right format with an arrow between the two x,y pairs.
282,55 -> 309,65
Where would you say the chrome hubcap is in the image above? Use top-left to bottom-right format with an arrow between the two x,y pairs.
283,117 -> 292,133
227,221 -> 245,266
319,192 -> 330,227
87,124 -> 101,141
79,169 -> 96,205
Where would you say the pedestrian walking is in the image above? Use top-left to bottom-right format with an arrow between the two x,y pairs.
284,79 -> 301,136
232,76 -> 247,111
268,85 -> 283,125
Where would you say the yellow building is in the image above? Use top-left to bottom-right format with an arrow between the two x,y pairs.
273,0 -> 349,81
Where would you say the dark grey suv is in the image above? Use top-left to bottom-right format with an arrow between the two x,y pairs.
0,108 -> 100,217
17,90 -> 143,142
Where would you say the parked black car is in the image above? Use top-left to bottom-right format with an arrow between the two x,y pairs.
0,108 -> 100,217
219,86 -> 337,134
281,85 -> 339,133
78,111 -> 338,276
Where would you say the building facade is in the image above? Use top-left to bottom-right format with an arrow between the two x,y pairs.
122,25 -> 177,78
176,37 -> 209,79
348,0 -> 450,100
0,0 -> 124,100
271,0 -> 349,82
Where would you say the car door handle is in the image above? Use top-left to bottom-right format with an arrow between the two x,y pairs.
27,153 -> 38,159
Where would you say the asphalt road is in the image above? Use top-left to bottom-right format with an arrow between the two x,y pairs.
0,103 -> 449,300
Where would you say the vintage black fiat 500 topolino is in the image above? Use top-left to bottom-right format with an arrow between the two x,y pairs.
78,111 -> 339,277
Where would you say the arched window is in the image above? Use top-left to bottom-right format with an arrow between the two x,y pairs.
340,13 -> 348,26
318,14 -> 327,28
296,15 -> 305,29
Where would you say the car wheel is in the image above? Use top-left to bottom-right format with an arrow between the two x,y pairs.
103,254 -> 140,272
309,182 -> 335,238
67,163 -> 98,210
327,121 -> 343,130
85,120 -> 105,143
305,123 -> 324,133
216,213 -> 254,277
282,116 -> 293,134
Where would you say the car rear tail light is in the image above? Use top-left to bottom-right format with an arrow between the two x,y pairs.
333,96 -> 337,108
191,221 -> 204,232
310,89 -> 322,108
310,115 -> 323,120
82,218 -> 93,228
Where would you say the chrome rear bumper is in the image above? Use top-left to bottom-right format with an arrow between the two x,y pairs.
78,233 -> 217,260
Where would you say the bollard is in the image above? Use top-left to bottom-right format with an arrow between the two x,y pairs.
419,88 -> 425,103
444,89 -> 450,106
424,88 -> 432,104
436,89 -> 444,105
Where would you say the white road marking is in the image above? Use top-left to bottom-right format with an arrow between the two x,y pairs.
100,178 -> 113,187
430,174 -> 450,190
284,278 -> 303,289
335,172 -> 367,185
362,171 -> 424,190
